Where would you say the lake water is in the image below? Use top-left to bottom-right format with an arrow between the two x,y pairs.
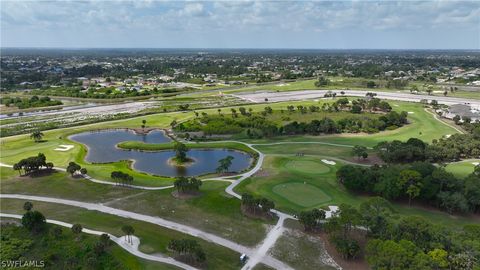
69,129 -> 252,177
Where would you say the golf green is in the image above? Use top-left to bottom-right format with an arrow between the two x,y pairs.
283,160 -> 331,174
272,182 -> 331,207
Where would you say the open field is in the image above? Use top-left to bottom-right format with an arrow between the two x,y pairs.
0,198 -> 242,270
0,167 -> 269,247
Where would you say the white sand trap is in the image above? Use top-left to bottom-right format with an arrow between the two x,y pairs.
54,144 -> 74,151
472,162 -> 479,166
321,159 -> 336,165
276,83 -> 290,87
394,104 -> 399,107
324,205 -> 339,219
408,111 -> 415,114
445,134 -> 452,138
119,235 -> 140,250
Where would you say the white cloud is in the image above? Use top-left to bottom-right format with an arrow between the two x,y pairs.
1,1 -> 479,48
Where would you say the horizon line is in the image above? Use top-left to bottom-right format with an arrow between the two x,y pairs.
2,47 -> 479,51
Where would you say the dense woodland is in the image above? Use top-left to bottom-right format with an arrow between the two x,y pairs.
337,162 -> 480,213
298,199 -> 480,270
1,205 -> 125,269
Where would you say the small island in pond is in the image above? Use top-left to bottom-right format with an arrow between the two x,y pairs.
169,141 -> 195,167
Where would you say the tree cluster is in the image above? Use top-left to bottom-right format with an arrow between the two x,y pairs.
13,153 -> 53,176
168,239 -> 206,265
0,96 -> 62,109
337,162 -> 480,213
173,177 -> 202,194
376,135 -> 480,163
241,193 -> 275,217
66,162 -> 86,176
177,104 -> 408,139
110,171 -> 134,186
216,155 -> 234,173
298,199 -> 480,269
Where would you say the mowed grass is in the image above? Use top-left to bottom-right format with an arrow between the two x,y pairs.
272,183 -> 331,207
244,101 -> 459,147
0,167 -> 268,247
283,160 -> 331,174
0,199 -> 242,270
445,159 -> 479,178
235,156 -> 348,212
236,155 -> 480,229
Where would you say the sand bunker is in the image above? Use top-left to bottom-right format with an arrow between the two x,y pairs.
54,144 -> 74,151
324,205 -> 339,219
472,162 -> 479,166
321,159 -> 336,165
408,111 -> 415,114
276,83 -> 290,87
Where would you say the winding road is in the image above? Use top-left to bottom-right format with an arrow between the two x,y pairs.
0,213 -> 197,270
0,194 -> 291,270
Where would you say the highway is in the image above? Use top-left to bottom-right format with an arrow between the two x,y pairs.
232,90 -> 480,106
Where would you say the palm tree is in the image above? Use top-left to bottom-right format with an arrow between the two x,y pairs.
71,224 -> 83,240
23,201 -> 33,211
30,130 -> 44,142
122,225 -> 135,244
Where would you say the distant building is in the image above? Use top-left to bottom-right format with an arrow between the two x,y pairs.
442,104 -> 480,122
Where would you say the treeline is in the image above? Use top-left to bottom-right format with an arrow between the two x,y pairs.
282,110 -> 407,135
337,162 -> 480,213
298,199 -> 480,269
30,86 -> 182,99
0,96 -> 62,109
176,100 -> 408,138
376,135 -> 480,163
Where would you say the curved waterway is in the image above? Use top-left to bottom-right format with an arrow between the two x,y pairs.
70,129 -> 252,177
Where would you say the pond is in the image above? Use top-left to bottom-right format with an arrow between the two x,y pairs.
69,129 -> 252,177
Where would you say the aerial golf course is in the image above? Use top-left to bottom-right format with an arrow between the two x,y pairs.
1,96 -> 478,269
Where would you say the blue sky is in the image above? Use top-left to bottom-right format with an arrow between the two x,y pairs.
1,1 -> 479,49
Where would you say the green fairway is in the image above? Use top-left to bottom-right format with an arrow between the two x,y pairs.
243,101 -> 459,147
283,160 -> 331,174
445,159 -> 479,178
272,182 -> 331,207
235,155 -> 480,229
235,156 -> 345,212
